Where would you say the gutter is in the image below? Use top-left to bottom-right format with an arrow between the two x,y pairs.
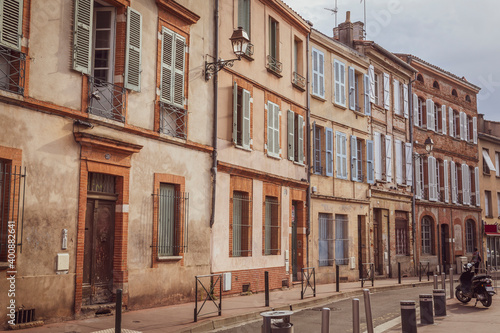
306,22 -> 312,268
210,0 -> 219,228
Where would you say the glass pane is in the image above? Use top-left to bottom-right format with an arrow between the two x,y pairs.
95,30 -> 111,49
94,50 -> 109,68
96,10 -> 112,29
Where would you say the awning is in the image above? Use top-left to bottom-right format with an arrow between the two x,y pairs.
482,150 -> 497,172
485,224 -> 500,236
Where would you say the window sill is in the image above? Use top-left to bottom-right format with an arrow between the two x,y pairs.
333,101 -> 347,110
157,256 -> 183,261
293,161 -> 305,167
236,144 -> 252,152
483,172 -> 491,176
353,110 -> 367,117
266,67 -> 283,78
311,94 -> 326,102
88,113 -> 126,127
393,113 -> 406,120
267,153 -> 281,160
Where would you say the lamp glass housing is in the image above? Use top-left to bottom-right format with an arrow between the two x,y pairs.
230,27 -> 249,58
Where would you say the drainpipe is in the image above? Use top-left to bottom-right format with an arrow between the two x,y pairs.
210,0 -> 219,229
408,57 -> 418,275
305,24 -> 312,268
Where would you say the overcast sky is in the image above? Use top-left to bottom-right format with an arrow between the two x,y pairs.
282,0 -> 500,122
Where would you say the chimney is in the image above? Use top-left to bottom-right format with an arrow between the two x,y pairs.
353,21 -> 364,40
337,11 -> 354,47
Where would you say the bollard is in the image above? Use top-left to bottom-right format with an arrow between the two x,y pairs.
433,289 -> 446,317
115,289 -> 122,333
363,289 -> 374,333
321,308 -> 330,333
441,272 -> 446,291
449,268 -> 454,299
419,294 -> 434,325
336,265 -> 340,292
398,263 -> 401,284
400,300 -> 417,333
265,271 -> 269,307
352,298 -> 360,333
433,274 -> 438,289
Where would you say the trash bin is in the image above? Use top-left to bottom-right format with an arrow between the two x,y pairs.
260,310 -> 294,333
456,256 -> 468,273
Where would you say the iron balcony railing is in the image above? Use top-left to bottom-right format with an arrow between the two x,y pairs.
292,72 -> 305,89
244,42 -> 254,58
266,55 -> 282,75
0,45 -> 26,95
159,102 -> 188,140
88,76 -> 126,123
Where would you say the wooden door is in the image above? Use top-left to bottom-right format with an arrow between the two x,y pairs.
373,213 -> 383,275
291,202 -> 298,281
83,199 -> 115,305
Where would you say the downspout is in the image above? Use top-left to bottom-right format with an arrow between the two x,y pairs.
305,24 -> 312,268
408,56 -> 418,275
210,0 -> 219,229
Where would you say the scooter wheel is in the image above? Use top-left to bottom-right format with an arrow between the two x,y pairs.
455,289 -> 471,303
480,293 -> 492,307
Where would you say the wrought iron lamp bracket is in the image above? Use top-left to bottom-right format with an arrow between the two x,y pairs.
205,57 -> 240,81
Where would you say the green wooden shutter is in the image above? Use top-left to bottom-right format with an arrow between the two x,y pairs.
0,0 -> 23,51
287,110 -> 294,160
298,115 -> 304,164
267,102 -> 273,154
242,89 -> 251,148
173,33 -> 186,108
160,27 -> 174,103
72,0 -> 93,74
232,82 -> 238,144
273,104 -> 280,156
124,7 -> 142,92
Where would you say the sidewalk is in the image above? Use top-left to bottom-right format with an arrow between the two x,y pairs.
17,274 -> 499,333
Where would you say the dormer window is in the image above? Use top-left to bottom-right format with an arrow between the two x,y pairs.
452,89 -> 458,97
433,81 -> 440,89
466,95 -> 471,103
417,74 -> 424,83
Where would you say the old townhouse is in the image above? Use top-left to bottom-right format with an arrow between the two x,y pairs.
308,25 -> 372,283
477,115 -> 500,269
346,24 -> 416,278
211,0 -> 310,294
0,0 -> 214,326
397,54 -> 482,274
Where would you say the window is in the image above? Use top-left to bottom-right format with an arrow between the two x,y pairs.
451,161 -> 457,204
393,79 -> 401,116
452,89 -> 458,97
448,107 -> 454,137
395,140 -> 412,186
395,139 -> 403,185
238,0 -> 250,37
318,213 -> 333,266
453,110 -> 460,139
415,97 -> 424,127
497,193 -> 500,217
415,155 -> 425,199
264,196 -> 280,255
335,131 -> 347,179
267,17 -> 281,74
335,214 -> 349,265
396,215 -> 409,255
334,59 -> 346,106
417,74 -> 424,83
426,99 -> 435,131
465,95 -> 471,103
374,72 -> 380,106
156,183 -> 188,257
433,81 -> 440,89
267,101 -> 280,157
485,191 -> 492,217
232,191 -> 251,257
348,68 -> 370,115
0,0 -> 25,95
483,149 -> 496,175
373,132 -> 394,183
366,140 -> 374,184
287,110 -> 304,164
233,82 -> 251,149
313,123 -> 323,174
350,136 -> 364,182
434,103 -> 442,133
427,156 -> 438,201
496,152 -> 500,177
421,216 -> 433,255
311,48 -> 324,98
383,73 -> 390,111
292,38 -> 305,89
325,127 -> 333,176
466,220 -> 475,253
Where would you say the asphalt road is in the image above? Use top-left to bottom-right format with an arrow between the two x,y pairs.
212,285 -> 436,332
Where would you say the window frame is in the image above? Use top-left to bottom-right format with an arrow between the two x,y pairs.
266,101 -> 281,158
335,214 -> 349,265
465,220 -> 475,254
333,59 -> 346,107
318,213 -> 334,267
311,48 -> 325,98
263,195 -> 280,255
233,81 -> 252,149
335,131 -> 347,179
421,216 -> 433,255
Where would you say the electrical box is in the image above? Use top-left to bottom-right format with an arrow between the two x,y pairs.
350,257 -> 356,270
285,262 -> 289,272
284,250 -> 289,261
56,253 -> 69,271
223,272 -> 232,291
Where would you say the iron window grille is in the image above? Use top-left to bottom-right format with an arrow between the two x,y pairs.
87,173 -> 115,194
465,221 -> 474,253
421,217 -> 432,255
266,55 -> 282,75
88,76 -> 126,123
335,214 -> 349,265
231,192 -> 252,257
160,101 -> 188,140
292,72 -> 305,89
264,196 -> 280,255
396,219 -> 409,255
152,187 -> 189,257
318,213 -> 334,266
0,162 -> 26,261
0,45 -> 26,96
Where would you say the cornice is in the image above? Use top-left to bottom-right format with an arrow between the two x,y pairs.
156,0 -> 200,25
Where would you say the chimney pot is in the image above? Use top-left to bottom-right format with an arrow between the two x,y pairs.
346,11 -> 351,23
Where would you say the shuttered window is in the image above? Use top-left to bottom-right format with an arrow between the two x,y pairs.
395,139 -> 403,184
368,65 -> 375,103
393,79 -> 400,115
364,74 -> 371,115
448,107 -> 454,137
325,127 -> 333,177
405,143 -> 412,186
0,0 -> 23,51
428,156 -> 437,201
444,160 -> 449,203
73,0 -> 93,74
238,0 -> 251,37
348,66 -> 355,111
374,132 -> 382,181
385,135 -> 392,182
473,117 -> 478,144
366,140 -> 374,184
313,123 -> 322,174
451,161 -> 457,204
124,7 -> 142,91
475,167 -> 480,207
336,131 -> 347,179
287,111 -> 304,163
383,73 -> 390,110
312,48 -> 324,98
232,82 -> 251,149
267,101 -> 280,157
403,84 -> 409,118
426,99 -> 435,131
334,59 -> 346,106
413,94 -> 419,127
441,105 -> 447,134
415,155 -> 422,199
319,213 -> 333,266
161,27 -> 186,109
350,135 -> 358,181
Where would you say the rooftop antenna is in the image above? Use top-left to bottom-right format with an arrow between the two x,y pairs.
361,0 -> 367,39
324,0 -> 339,28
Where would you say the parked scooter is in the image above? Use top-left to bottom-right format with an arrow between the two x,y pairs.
455,263 -> 496,307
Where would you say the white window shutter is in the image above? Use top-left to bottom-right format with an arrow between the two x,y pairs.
374,132 -> 382,180
367,140 -> 374,184
369,65 -> 375,103
312,49 -> 318,96
349,66 -> 355,111
342,133 -> 348,178
426,99 -> 434,131
448,107 -> 454,137
72,0 -> 93,74
395,140 -> 402,184
461,164 -> 467,204
444,160 -> 449,203
451,161 -> 457,203
0,0 -> 23,51
287,110 -> 294,160
298,115 -> 304,163
273,104 -> 280,155
428,157 -> 436,201
334,60 -> 340,104
473,117 -> 477,144
232,82 -> 238,144
160,27 -> 174,104
441,105 -> 446,134
475,166 -> 480,206
413,94 -> 419,126
405,143 -> 412,186
318,51 -> 325,97
383,73 -> 390,110
393,79 -> 400,115
364,74 -> 371,115
351,135 -> 358,181
403,84 -> 409,118
415,156 -> 422,199
460,112 -> 465,140
267,102 -> 273,154
124,7 -> 142,91
172,34 -> 186,107
242,89 -> 251,148
340,62 -> 346,106
326,128 -> 334,176
385,135 -> 392,182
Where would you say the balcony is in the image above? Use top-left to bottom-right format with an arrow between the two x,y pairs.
266,55 -> 282,77
292,72 -> 306,91
159,102 -> 188,140
88,77 -> 126,123
0,45 -> 26,95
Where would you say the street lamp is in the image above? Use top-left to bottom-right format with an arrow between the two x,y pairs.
205,27 -> 250,81
424,136 -> 434,154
